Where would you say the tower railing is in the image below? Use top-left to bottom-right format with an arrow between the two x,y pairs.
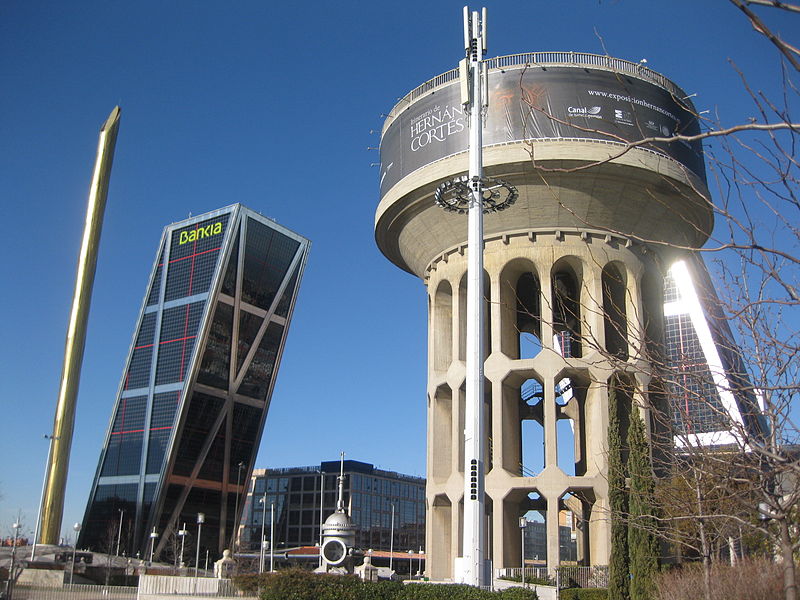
386,51 -> 688,124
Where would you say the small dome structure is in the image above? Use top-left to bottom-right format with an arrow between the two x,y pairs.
320,452 -> 357,570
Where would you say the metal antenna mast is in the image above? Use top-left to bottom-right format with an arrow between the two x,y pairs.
461,7 -> 487,588
434,7 -> 516,587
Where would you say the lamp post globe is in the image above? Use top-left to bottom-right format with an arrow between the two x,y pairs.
149,527 -> 159,564
70,522 -> 81,585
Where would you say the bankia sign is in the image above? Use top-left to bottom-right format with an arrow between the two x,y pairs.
379,66 -> 704,198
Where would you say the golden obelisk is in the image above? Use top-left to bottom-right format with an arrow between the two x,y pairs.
39,107 -> 121,545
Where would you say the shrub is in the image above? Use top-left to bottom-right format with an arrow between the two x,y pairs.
497,574 -> 552,586
401,583 -> 494,599
560,589 -> 608,600
233,568 -> 541,600
365,580 -> 405,600
497,586 -> 539,599
653,559 -> 783,600
232,572 -> 266,595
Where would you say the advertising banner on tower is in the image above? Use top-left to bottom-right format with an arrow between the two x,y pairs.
379,66 -> 704,198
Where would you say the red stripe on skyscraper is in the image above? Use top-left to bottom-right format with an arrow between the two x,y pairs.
111,426 -> 172,436
159,335 -> 196,345
180,303 -> 191,379
187,226 -> 198,295
167,247 -> 221,265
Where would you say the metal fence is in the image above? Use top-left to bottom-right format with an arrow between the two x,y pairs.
9,577 -> 257,599
8,583 -> 138,600
558,565 -> 608,589
139,574 -> 245,597
497,565 -> 609,589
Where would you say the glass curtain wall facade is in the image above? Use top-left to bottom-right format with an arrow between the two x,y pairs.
663,256 -> 765,446
523,521 -> 577,564
241,461 -> 425,554
79,204 -> 310,562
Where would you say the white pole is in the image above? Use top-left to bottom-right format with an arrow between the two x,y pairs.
260,493 -> 267,573
9,514 -> 20,597
522,526 -> 525,587
462,5 -> 487,589
195,513 -> 204,578
231,461 -> 244,552
116,509 -> 124,557
31,434 -> 58,562
389,503 -> 395,572
148,527 -> 158,564
70,523 -> 81,585
179,523 -> 187,567
520,517 -> 526,588
270,503 -> 275,572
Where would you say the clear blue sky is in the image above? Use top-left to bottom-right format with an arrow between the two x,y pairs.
0,1 -> 789,541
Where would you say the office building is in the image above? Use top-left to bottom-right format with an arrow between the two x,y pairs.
663,256 -> 765,447
240,460 -> 425,554
79,204 -> 310,561
523,520 -> 577,565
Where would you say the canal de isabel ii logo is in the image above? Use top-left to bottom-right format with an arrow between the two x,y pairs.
179,221 -> 223,245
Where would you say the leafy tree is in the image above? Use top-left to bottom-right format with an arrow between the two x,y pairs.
628,409 -> 658,600
608,382 -> 629,600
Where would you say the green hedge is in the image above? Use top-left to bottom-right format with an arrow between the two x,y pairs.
497,574 -> 553,587
559,588 -> 608,600
233,569 -> 539,600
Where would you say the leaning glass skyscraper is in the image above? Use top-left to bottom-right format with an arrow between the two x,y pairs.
79,204 -> 310,562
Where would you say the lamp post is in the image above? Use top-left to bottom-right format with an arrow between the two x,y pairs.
70,522 -> 81,585
9,515 -> 20,599
31,433 -> 59,562
116,509 -> 125,557
389,503 -> 395,572
519,517 -> 527,588
148,527 -> 159,564
195,513 -> 205,578
230,461 -> 245,551
178,523 -> 188,568
259,493 -> 267,573
408,550 -> 414,580
270,502 -> 275,573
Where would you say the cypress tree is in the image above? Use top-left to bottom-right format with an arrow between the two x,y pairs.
628,407 -> 659,600
608,381 -> 630,600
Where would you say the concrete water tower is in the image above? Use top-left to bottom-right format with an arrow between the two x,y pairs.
374,46 -> 710,579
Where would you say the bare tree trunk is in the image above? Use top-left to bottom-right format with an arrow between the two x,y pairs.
695,482 -> 712,600
778,516 -> 797,600
700,524 -> 712,600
